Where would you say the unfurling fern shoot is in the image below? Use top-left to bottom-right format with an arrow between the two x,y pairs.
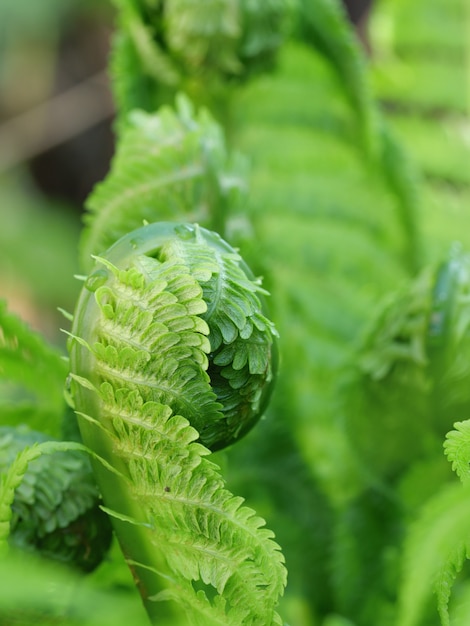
67,221 -> 285,624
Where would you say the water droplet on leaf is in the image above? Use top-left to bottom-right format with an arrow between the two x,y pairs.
85,270 -> 108,292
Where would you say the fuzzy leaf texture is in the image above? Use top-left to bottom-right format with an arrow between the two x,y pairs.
80,95 -> 248,272
68,222 -> 284,625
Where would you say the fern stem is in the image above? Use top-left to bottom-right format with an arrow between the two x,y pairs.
379,121 -> 422,275
297,0 -> 378,155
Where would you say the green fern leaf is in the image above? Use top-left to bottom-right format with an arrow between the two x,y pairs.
0,300 -> 68,437
397,482 -> 470,626
108,3 -> 184,121
69,222 -> 285,624
297,0 -> 378,154
158,229 -> 277,446
0,439 -> 93,549
0,427 -> 112,571
163,0 -> 242,75
434,543 -> 467,626
298,0 -> 422,273
80,96 -> 247,272
110,28 -> 170,121
109,0 -> 288,120
0,443 -> 41,555
445,420 -> 470,484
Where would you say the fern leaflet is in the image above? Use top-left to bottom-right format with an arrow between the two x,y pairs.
0,440 -> 91,553
80,96 -> 247,272
445,420 -> 470,484
69,222 -> 285,624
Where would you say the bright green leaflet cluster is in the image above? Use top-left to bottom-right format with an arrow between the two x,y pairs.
80,96 -> 248,271
69,222 -> 284,624
0,427 -> 112,571
0,301 -> 113,573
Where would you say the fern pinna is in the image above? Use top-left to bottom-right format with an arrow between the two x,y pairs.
0,300 -> 113,574
67,221 -> 285,624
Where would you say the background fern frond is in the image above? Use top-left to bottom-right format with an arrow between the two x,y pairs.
80,96 -> 247,271
0,427 -> 113,571
297,0 -> 422,273
0,439 -> 94,544
397,482 -> 470,626
445,420 -> 470,484
110,0 -> 181,120
109,0 -> 289,123
297,0 -> 378,155
70,223 -> 285,623
0,301 -> 68,437
227,39 -> 415,514
371,0 -> 470,264
0,442 -> 42,554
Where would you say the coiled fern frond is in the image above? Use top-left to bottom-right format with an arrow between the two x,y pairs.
337,246 -> 470,624
110,0 -> 289,118
0,427 -> 112,572
68,222 -> 284,624
0,301 -> 114,577
340,245 -> 470,480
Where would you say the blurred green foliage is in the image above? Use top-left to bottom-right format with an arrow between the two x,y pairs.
0,0 -> 470,624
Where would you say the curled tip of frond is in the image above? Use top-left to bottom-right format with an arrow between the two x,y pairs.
69,221 -> 283,621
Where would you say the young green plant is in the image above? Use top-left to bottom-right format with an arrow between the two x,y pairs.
68,221 -> 286,624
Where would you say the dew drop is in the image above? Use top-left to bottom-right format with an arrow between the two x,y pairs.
129,237 -> 143,250
85,269 -> 108,292
175,223 -> 194,240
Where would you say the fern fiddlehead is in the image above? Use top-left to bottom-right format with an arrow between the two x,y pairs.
68,221 -> 285,624
111,0 -> 289,117
339,245 -> 470,482
0,426 -> 113,572
335,246 -> 470,625
0,302 -> 113,572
